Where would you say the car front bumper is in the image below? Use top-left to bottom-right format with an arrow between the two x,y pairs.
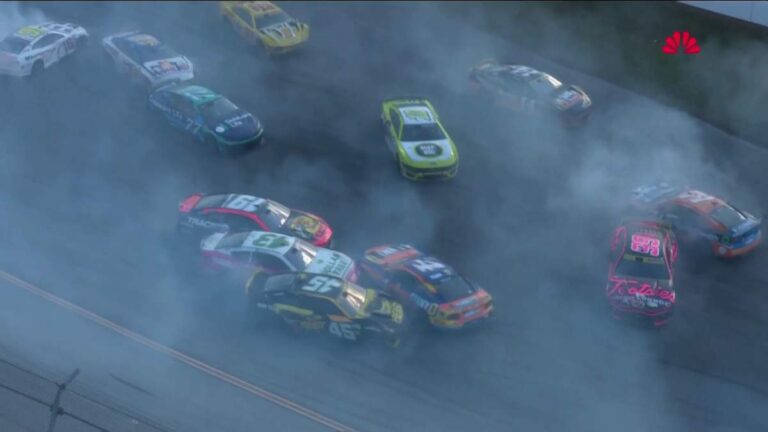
400,162 -> 458,181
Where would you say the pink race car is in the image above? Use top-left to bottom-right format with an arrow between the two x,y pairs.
606,219 -> 678,327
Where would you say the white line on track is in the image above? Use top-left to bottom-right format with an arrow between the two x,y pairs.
0,269 -> 358,432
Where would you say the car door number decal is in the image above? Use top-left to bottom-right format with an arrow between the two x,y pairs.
328,322 -> 356,340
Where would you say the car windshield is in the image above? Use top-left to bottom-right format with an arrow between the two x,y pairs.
435,276 -> 475,303
283,239 -> 317,270
255,11 -> 291,28
264,273 -> 296,293
401,124 -> 446,142
710,205 -> 747,230
0,36 -> 28,54
136,42 -> 178,63
615,254 -> 670,280
215,232 -> 250,250
529,74 -> 563,96
199,97 -> 238,123
338,283 -> 367,316
260,200 -> 291,229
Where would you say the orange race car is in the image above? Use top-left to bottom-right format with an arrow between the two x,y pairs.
632,183 -> 763,258
358,244 -> 493,330
219,1 -> 309,55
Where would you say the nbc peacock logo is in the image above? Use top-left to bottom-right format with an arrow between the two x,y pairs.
662,31 -> 700,55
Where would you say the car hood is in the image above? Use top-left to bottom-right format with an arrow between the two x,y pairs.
440,288 -> 492,312
284,211 -> 331,245
260,20 -> 305,42
550,85 -> 591,111
400,139 -> 455,164
606,276 -> 675,310
306,249 -> 355,280
143,57 -> 193,80
209,109 -> 262,143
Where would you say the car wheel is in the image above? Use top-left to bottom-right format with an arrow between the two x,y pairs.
77,35 -> 88,49
29,61 -> 43,77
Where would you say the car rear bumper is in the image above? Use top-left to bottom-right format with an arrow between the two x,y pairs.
609,304 -> 673,326
218,133 -> 265,155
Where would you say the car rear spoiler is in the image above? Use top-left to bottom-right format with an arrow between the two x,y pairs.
382,96 -> 428,105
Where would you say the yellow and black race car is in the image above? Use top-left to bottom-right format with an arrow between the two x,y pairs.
219,1 -> 309,55
245,271 -> 407,347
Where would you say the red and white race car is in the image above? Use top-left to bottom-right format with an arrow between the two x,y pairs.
0,23 -> 88,77
177,193 -> 334,248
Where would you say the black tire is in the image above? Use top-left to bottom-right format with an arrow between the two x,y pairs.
77,35 -> 88,49
29,61 -> 43,78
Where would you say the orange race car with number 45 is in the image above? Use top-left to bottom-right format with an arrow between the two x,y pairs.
358,244 -> 493,330
219,1 -> 309,55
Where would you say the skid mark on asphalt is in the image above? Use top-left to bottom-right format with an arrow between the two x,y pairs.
0,269 -> 357,432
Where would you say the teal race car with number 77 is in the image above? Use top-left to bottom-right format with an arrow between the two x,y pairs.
148,83 -> 265,154
380,97 -> 459,180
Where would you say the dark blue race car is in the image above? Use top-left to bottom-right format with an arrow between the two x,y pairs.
148,83 -> 264,154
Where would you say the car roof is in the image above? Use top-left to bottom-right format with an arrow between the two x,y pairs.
242,1 -> 282,15
171,84 -> 221,105
622,223 -> 669,259
278,272 -> 346,298
241,231 -> 296,254
398,105 -> 436,125
504,65 -> 546,81
12,25 -> 51,41
400,255 -> 457,284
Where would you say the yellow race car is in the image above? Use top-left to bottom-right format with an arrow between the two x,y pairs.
219,1 -> 309,55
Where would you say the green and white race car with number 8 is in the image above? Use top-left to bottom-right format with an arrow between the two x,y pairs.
380,97 -> 459,180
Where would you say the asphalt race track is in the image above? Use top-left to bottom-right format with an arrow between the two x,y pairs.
1,2 -> 768,431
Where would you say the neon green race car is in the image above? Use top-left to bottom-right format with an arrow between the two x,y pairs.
380,97 -> 459,180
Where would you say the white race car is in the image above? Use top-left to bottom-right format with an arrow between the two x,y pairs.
200,231 -> 358,282
0,23 -> 88,77
102,31 -> 193,89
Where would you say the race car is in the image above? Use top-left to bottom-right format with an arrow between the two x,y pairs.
200,231 -> 357,281
358,244 -> 493,330
380,98 -> 459,180
219,1 -> 310,55
468,59 -> 592,127
177,193 -> 334,247
245,272 -> 406,347
148,84 -> 264,154
631,183 -> 763,258
0,23 -> 88,77
606,219 -> 677,327
102,31 -> 193,89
